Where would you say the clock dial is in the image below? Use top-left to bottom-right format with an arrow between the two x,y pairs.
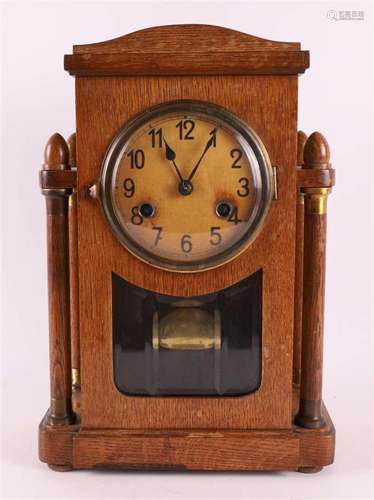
101,101 -> 273,272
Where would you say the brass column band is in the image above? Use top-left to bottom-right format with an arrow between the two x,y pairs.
303,187 -> 331,215
50,398 -> 73,420
72,368 -> 80,388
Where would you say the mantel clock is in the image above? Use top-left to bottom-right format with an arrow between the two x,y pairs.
38,25 -> 336,472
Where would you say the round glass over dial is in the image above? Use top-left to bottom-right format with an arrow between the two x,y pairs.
100,101 -> 274,272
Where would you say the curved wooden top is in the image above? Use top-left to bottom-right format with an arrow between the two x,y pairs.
65,24 -> 309,76
72,24 -> 301,54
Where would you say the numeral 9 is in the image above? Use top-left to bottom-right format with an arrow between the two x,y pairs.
123,178 -> 135,198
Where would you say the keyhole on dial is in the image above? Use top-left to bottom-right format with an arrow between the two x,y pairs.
139,203 -> 155,218
216,201 -> 232,218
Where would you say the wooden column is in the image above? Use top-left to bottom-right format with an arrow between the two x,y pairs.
295,132 -> 332,429
67,133 -> 81,404
293,130 -> 307,385
41,133 -> 74,425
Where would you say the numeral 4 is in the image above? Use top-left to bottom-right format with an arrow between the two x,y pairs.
228,207 -> 242,225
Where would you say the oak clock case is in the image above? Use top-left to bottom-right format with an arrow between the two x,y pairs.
39,25 -> 336,473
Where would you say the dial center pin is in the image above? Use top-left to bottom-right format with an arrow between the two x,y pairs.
178,180 -> 194,196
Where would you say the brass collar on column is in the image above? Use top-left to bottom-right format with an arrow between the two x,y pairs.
302,187 -> 331,215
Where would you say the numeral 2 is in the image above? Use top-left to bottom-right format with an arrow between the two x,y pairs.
230,148 -> 242,168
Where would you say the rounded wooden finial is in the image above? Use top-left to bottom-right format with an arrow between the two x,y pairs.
44,133 -> 69,170
297,131 -> 307,166
67,133 -> 76,169
303,132 -> 330,169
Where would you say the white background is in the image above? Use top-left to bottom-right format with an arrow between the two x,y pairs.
1,1 -> 373,499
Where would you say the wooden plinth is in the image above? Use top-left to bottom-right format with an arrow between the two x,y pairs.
39,402 -> 334,472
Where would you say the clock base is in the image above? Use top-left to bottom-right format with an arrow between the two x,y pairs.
39,401 -> 335,472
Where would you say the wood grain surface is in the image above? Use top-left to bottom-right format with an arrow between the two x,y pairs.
39,170 -> 76,190
67,133 -> 80,387
38,396 -> 335,471
41,134 -> 74,424
65,25 -> 309,77
72,24 -> 302,54
65,51 -> 309,77
75,74 -> 297,430
296,167 -> 335,188
293,131 -> 307,385
296,132 -> 333,429
301,213 -> 327,403
39,24 -> 337,473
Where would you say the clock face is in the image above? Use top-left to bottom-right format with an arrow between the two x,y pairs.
100,101 -> 273,272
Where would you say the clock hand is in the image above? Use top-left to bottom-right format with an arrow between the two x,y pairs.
163,138 -> 184,183
187,128 -> 217,182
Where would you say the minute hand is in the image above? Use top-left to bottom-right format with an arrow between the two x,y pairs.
187,129 -> 217,182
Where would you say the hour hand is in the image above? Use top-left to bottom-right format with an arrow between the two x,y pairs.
164,140 -> 176,161
163,138 -> 183,182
